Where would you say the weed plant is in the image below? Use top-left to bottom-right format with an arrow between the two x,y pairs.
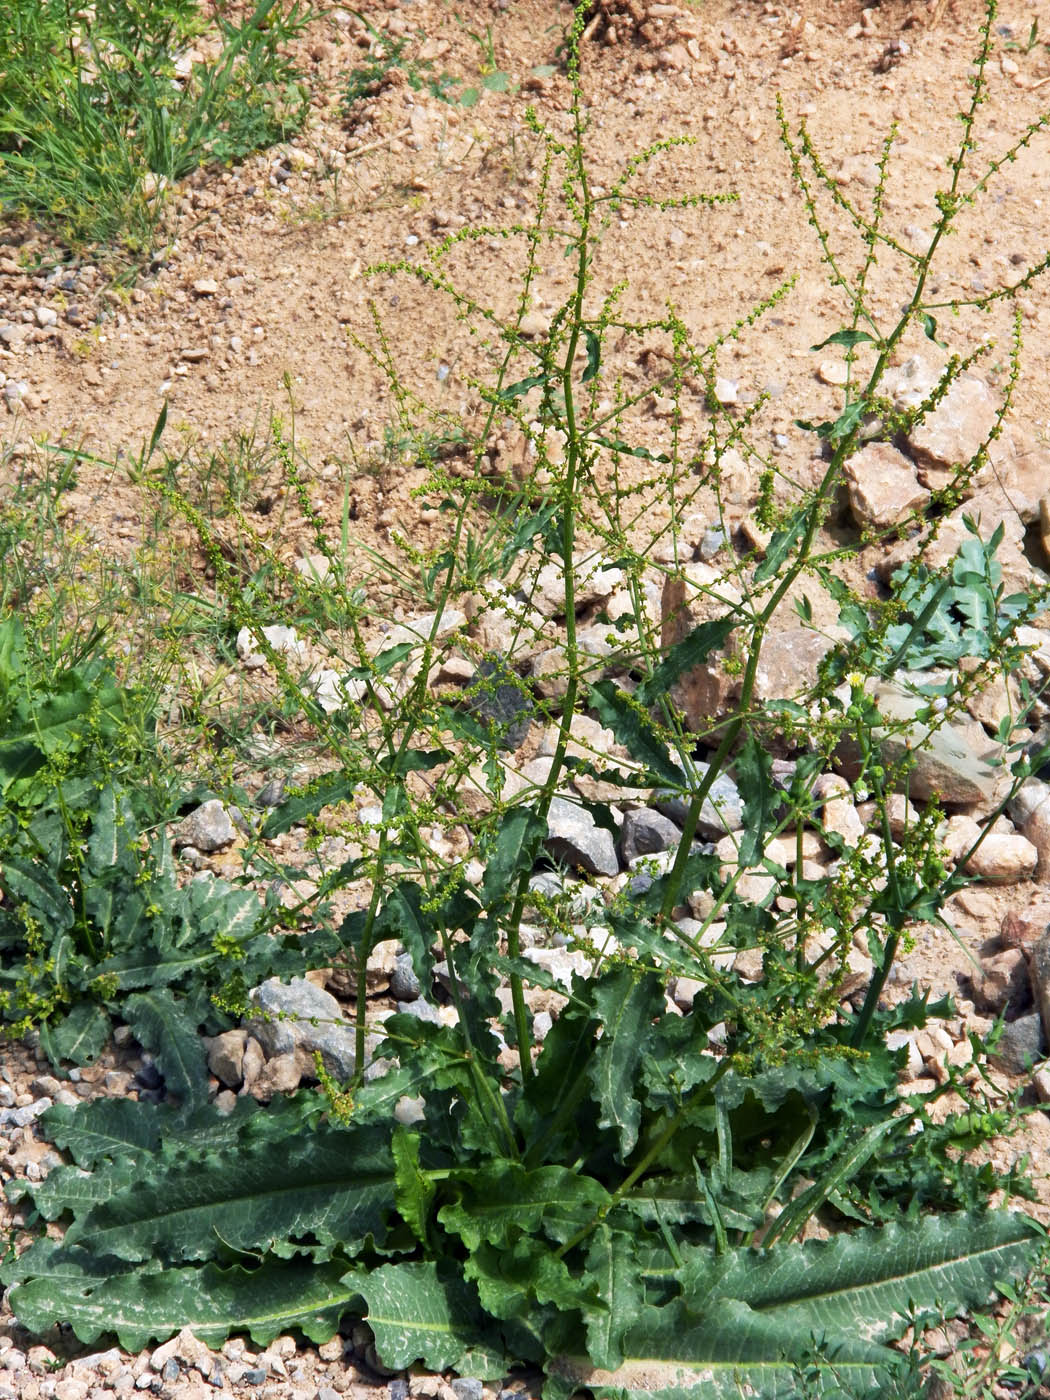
0,0 -> 315,263
5,3 -> 1050,1397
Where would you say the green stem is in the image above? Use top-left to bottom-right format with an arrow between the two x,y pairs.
504,53 -> 594,1086
555,1057 -> 733,1259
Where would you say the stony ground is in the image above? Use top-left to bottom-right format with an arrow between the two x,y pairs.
4,0 -> 1050,1394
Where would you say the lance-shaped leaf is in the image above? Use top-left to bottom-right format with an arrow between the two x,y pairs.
261,771 -> 356,839
583,1224 -> 645,1371
733,733 -> 777,870
549,1211 -> 1039,1400
587,968 -> 664,1158
589,681 -> 685,788
61,1124 -> 396,1264
552,1294 -> 898,1400
681,1210 -> 1041,1345
9,1255 -> 357,1351
481,808 -> 547,909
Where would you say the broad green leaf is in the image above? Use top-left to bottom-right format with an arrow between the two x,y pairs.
920,312 -> 946,347
122,992 -> 210,1110
392,1127 -> 433,1245
733,734 -> 776,869
827,399 -> 867,443
85,783 -> 123,874
9,1257 -> 356,1351
62,1124 -> 396,1265
0,615 -> 25,691
587,968 -> 664,1158
376,881 -> 436,993
481,808 -> 546,908
41,1097 -> 161,1168
438,1162 -> 611,1251
11,1157 -> 139,1221
679,1210 -> 1040,1347
590,434 -> 670,463
379,748 -> 450,778
552,1295 -> 900,1400
40,1003 -> 111,1069
370,642 -> 416,676
499,372 -> 547,400
354,1260 -> 496,1373
499,501 -> 559,572
186,877 -> 262,941
583,1224 -> 645,1370
2,855 -> 73,932
466,1237 -> 595,1321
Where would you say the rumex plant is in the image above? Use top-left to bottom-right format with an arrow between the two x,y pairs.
5,4 -> 1050,1398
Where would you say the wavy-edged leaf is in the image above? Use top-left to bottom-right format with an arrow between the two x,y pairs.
553,1212 -> 1039,1399
9,1256 -> 356,1351
123,991 -> 209,1110
733,734 -> 776,869
9,1158 -> 140,1221
751,507 -> 809,585
681,1209 -> 1041,1344
466,1237 -> 594,1322
2,854 -> 73,932
41,1097 -> 161,1168
354,1260 -> 500,1373
438,1162 -> 611,1252
810,329 -> 877,352
481,808 -> 547,908
587,968 -> 664,1158
260,771 -> 356,839
589,681 -> 685,787
392,1128 -> 433,1246
583,1224 -> 644,1371
62,1124 -> 396,1265
634,619 -> 736,710
552,1295 -> 898,1400
39,1002 -> 111,1069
